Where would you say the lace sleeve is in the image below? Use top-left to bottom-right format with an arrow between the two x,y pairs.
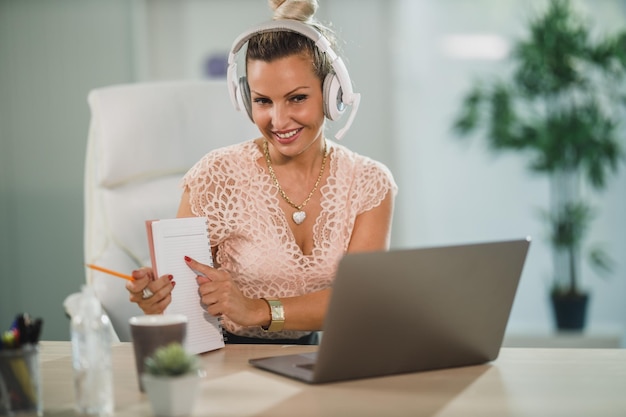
352,157 -> 398,214
181,153 -> 216,218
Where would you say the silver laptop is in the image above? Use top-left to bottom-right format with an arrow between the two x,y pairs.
249,238 -> 530,384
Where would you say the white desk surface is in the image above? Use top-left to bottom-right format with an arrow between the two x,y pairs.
39,341 -> 626,416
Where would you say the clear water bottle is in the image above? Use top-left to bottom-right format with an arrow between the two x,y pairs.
70,285 -> 114,416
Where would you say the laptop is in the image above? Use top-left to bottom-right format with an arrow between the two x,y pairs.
249,237 -> 530,384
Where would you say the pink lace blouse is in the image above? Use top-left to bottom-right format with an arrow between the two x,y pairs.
182,140 -> 397,339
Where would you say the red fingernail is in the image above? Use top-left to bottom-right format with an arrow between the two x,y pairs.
171,281 -> 176,287
184,256 -> 191,262
168,275 -> 173,281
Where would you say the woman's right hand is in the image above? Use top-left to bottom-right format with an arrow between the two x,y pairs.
125,267 -> 175,314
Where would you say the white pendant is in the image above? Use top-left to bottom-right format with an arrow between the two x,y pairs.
292,211 -> 306,225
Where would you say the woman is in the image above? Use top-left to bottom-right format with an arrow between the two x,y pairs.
126,0 -> 397,344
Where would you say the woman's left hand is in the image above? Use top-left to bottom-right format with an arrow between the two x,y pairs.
184,256 -> 267,327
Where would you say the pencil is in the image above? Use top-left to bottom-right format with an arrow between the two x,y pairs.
85,264 -> 134,281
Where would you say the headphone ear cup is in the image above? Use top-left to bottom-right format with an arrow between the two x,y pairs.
238,76 -> 253,121
323,73 -> 345,121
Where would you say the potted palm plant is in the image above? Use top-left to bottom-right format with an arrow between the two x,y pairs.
453,0 -> 626,330
142,343 -> 203,417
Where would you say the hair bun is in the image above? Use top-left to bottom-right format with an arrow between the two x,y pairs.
268,0 -> 318,22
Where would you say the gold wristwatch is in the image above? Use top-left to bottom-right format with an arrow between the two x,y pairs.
261,298 -> 285,332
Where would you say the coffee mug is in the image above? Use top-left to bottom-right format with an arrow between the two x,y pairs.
129,314 -> 187,391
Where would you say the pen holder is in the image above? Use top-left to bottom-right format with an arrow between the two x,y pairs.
0,345 -> 42,416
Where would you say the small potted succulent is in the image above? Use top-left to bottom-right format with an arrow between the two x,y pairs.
142,343 -> 203,417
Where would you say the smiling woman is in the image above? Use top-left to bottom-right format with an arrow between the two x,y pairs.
125,0 -> 398,346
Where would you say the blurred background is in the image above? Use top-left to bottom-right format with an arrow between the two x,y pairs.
1,0 -> 625,345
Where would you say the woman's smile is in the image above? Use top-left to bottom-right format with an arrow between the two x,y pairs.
273,127 -> 303,144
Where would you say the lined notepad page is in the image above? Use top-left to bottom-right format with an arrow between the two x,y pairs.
150,217 -> 225,354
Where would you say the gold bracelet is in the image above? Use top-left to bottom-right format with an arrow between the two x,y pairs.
261,298 -> 285,332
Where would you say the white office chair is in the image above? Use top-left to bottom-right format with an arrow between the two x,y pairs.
72,80 -> 257,341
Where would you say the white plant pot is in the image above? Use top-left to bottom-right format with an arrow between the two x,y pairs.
142,372 -> 201,417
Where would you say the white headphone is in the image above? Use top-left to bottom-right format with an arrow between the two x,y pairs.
227,20 -> 360,141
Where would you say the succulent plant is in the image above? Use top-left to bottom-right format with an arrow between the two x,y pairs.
144,343 -> 199,377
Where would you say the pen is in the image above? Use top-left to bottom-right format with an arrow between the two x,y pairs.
85,264 -> 134,281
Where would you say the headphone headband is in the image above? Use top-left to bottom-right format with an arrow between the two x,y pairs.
229,20 -> 333,61
227,20 -> 360,140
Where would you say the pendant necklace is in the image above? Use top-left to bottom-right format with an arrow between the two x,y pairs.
263,139 -> 328,225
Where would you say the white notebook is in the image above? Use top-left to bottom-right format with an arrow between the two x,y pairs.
146,217 -> 225,354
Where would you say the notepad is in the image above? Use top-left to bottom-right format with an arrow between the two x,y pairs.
146,217 -> 225,354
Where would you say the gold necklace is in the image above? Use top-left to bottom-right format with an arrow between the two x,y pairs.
263,139 -> 328,225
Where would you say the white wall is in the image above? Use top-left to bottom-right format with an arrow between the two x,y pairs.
0,0 -> 137,339
1,0 -> 624,341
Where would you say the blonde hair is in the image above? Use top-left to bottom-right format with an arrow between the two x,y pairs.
246,0 -> 336,82
268,0 -> 318,22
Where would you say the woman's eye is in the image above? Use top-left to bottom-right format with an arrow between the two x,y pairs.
253,97 -> 271,105
291,94 -> 307,103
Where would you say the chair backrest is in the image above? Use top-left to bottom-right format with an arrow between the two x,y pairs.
84,80 -> 258,341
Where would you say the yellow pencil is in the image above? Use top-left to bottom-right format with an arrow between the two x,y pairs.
85,264 -> 134,281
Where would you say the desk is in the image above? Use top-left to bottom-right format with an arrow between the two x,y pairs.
40,341 -> 626,416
